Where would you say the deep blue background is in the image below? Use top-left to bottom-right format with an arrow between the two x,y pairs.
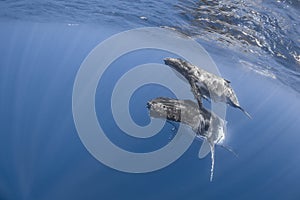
0,19 -> 300,200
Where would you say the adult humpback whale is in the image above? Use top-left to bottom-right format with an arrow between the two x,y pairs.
164,58 -> 251,118
147,97 -> 227,181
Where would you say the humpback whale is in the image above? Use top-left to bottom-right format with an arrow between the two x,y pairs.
164,58 -> 251,118
147,97 -> 226,181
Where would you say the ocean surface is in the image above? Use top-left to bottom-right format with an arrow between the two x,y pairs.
0,0 -> 300,200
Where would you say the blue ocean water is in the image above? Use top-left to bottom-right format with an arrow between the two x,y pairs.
0,1 -> 300,200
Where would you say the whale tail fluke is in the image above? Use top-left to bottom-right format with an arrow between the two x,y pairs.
236,106 -> 252,119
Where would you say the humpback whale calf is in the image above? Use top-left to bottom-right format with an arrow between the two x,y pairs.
164,58 -> 251,118
147,97 -> 227,181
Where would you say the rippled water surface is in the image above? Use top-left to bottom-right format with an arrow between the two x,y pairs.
1,0 -> 299,92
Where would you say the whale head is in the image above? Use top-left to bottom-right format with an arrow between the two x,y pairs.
164,58 -> 192,77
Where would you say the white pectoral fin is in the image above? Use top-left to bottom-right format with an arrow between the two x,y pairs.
210,143 -> 215,182
198,139 -> 216,181
198,139 -> 211,159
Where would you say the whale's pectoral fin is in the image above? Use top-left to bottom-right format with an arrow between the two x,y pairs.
190,81 -> 203,107
209,143 -> 215,182
199,139 -> 215,181
198,139 -> 211,159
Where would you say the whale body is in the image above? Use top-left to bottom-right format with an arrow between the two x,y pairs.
147,97 -> 226,181
164,58 -> 251,118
